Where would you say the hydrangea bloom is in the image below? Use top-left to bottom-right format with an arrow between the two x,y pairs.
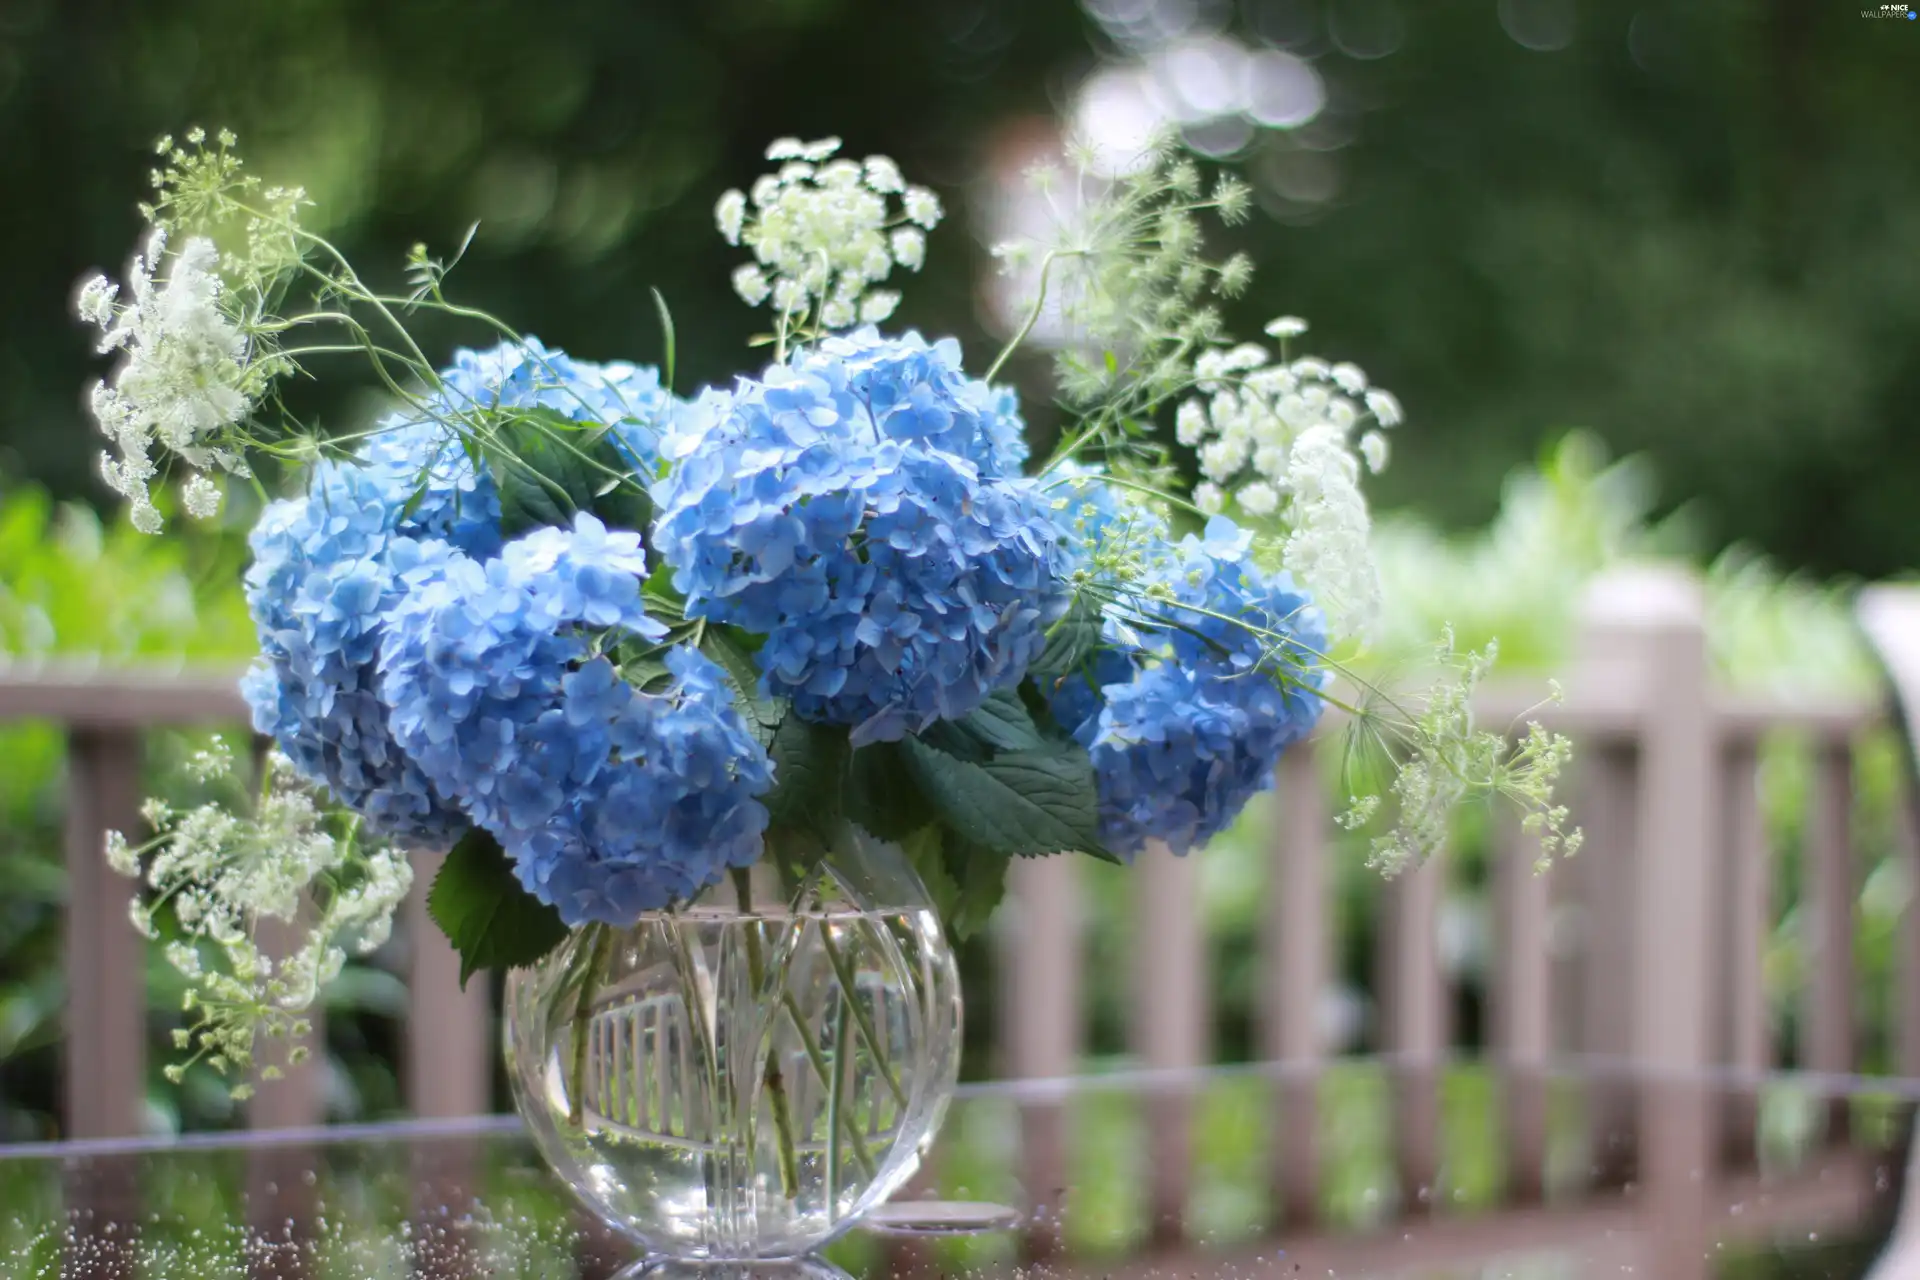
241,341 -> 673,842
379,515 -> 772,925
813,327 -> 1029,476
653,335 -> 1062,746
241,464 -> 468,847
355,337 -> 676,561
1047,497 -> 1326,859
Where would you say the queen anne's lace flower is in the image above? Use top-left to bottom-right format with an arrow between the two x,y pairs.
380,515 -> 772,924
79,230 -> 263,532
1173,331 -> 1401,639
1047,485 -> 1326,859
653,332 -> 1061,746
716,138 -> 943,331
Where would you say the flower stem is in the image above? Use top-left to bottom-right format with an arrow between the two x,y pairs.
732,867 -> 802,1201
566,925 -> 612,1129
818,926 -> 907,1110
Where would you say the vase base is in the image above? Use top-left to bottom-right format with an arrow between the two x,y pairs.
859,1200 -> 1023,1235
618,1257 -> 854,1280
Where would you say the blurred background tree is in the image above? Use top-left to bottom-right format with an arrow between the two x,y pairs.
3,0 -> 1917,574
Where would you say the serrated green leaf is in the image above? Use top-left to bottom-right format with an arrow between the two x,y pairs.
900,738 -> 1113,861
427,828 -> 570,988
699,627 -> 781,744
923,687 -> 1046,757
764,713 -> 849,842
1029,593 -> 1106,686
846,742 -> 933,841
481,406 -> 654,538
949,846 -> 1012,939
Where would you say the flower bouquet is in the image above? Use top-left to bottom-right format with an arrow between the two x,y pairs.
81,130 -> 1574,1256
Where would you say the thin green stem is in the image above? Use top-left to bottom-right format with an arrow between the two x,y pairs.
566,925 -> 612,1128
732,867 -> 802,1200
985,249 -> 1074,384
817,925 -> 906,1110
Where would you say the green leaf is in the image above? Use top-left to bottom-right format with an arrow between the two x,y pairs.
764,714 -> 850,843
900,737 -> 1114,861
845,741 -> 933,842
426,828 -> 570,988
651,287 -> 677,393
482,406 -> 654,538
920,687 -> 1046,758
699,627 -> 781,745
1029,593 -> 1106,686
899,824 -> 1013,940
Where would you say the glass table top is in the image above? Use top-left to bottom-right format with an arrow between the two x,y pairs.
2,1058 -> 1914,1279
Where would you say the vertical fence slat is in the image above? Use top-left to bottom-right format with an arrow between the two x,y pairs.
1720,741 -> 1769,1168
1132,839 -> 1207,1246
1586,567 -> 1717,1280
63,727 -> 146,1140
999,851 -> 1083,1257
1379,843 -> 1446,1211
1264,744 -> 1328,1229
1573,742 -> 1638,1186
406,848 -> 493,1119
1802,740 -> 1856,1137
1492,820 -> 1550,1203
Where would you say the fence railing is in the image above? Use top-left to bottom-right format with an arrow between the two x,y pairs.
8,564 -> 1920,1279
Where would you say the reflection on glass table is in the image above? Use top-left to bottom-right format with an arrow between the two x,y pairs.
3,1058 -> 1915,1279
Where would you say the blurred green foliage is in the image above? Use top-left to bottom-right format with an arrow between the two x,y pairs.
3,1 -> 1915,579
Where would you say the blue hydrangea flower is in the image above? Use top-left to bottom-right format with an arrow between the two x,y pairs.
241,340 -> 673,845
242,463 -> 469,846
355,338 -> 677,560
1047,505 -> 1327,859
379,514 -> 772,925
653,335 -> 1063,746
431,336 -> 675,478
813,326 -> 1029,476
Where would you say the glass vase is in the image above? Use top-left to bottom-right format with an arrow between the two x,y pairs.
504,830 -> 962,1260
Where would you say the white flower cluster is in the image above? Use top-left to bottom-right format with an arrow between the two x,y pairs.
78,228 -> 256,532
716,137 -> 943,332
1175,317 -> 1403,640
1354,633 -> 1580,877
109,744 -> 412,1096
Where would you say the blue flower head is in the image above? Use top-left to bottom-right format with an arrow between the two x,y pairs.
813,327 -> 1029,476
242,464 -> 469,846
379,513 -> 772,925
242,340 -> 673,844
652,334 -> 1064,746
1047,500 -> 1327,859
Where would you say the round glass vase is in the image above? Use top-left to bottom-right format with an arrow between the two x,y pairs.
504,830 -> 962,1260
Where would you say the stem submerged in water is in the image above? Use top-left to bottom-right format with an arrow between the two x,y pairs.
566,924 -> 612,1128
733,867 -> 802,1200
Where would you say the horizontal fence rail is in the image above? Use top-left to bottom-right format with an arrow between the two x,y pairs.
7,566 -> 1920,1279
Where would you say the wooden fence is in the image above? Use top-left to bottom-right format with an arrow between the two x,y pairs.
10,564 -> 1920,1278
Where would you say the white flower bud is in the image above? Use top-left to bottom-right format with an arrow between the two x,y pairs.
889,228 -> 926,271
731,264 -> 771,307
903,186 -> 943,228
1237,480 -> 1280,516
1365,388 -> 1403,428
1360,429 -> 1390,474
182,474 -> 223,519
1265,315 -> 1309,339
714,190 -> 747,245
1175,399 -> 1209,446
